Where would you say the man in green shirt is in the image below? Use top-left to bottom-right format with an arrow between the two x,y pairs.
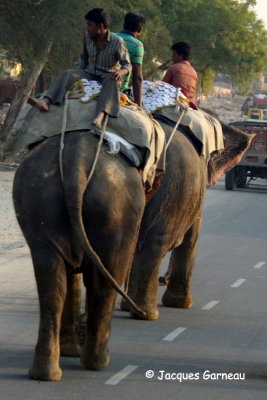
116,12 -> 145,106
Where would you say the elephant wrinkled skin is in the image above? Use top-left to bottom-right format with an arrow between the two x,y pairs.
13,131 -> 146,380
12,120 -> 250,380
122,124 -> 205,320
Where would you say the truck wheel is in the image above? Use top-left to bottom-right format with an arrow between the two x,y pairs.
225,168 -> 236,190
236,175 -> 247,188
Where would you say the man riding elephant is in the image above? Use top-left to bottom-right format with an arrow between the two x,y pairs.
116,12 -> 145,106
28,8 -> 131,128
162,41 -> 198,101
12,92 -> 253,379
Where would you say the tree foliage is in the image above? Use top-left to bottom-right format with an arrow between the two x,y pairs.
0,0 -> 92,71
1,0 -> 266,88
159,0 -> 267,92
0,0 -> 93,143
0,0 -> 267,144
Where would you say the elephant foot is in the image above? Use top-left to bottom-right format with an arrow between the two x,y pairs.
121,298 -> 159,320
162,290 -> 193,309
131,306 -> 159,321
29,360 -> 62,381
60,337 -> 80,357
80,347 -> 110,370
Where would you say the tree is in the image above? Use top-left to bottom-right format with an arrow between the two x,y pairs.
159,0 -> 267,94
1,0 -> 267,153
0,0 -> 92,145
0,0 -> 171,150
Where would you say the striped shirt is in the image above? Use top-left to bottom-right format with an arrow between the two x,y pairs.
77,31 -> 131,79
116,30 -> 144,90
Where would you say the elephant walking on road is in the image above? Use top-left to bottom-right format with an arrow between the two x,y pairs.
12,117 -> 251,380
13,131 -> 146,380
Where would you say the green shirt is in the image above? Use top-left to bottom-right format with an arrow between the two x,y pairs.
116,30 -> 144,90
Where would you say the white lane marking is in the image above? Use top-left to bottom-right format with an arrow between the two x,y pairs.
105,365 -> 138,385
231,278 -> 246,288
253,261 -> 266,269
162,327 -> 186,341
202,300 -> 220,310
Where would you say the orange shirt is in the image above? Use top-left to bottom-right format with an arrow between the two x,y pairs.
162,60 -> 197,99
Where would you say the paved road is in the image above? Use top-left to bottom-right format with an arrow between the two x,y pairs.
0,178 -> 267,399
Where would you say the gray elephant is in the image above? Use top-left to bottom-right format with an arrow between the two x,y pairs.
12,117 -> 251,381
120,118 -> 252,320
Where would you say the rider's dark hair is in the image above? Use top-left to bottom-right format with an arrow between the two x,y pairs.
85,8 -> 109,29
123,12 -> 145,33
171,42 -> 192,60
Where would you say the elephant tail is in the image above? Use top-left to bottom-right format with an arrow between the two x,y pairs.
62,147 -> 146,318
67,202 -> 146,318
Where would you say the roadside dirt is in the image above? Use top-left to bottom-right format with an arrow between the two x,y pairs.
0,169 -> 26,250
200,95 -> 245,124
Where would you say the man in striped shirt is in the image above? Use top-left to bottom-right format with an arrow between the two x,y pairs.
28,8 -> 131,128
116,13 -> 145,106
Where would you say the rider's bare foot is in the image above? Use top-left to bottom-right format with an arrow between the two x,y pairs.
28,97 -> 50,112
93,112 -> 105,129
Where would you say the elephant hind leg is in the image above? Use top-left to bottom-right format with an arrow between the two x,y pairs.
60,273 -> 82,357
162,215 -> 202,309
29,248 -> 67,381
80,285 -> 113,370
120,246 -> 163,321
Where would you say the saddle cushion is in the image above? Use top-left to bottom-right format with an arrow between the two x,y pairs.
6,95 -> 165,187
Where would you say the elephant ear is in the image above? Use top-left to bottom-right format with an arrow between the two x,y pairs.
207,123 -> 255,186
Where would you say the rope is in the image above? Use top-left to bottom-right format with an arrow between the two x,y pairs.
165,102 -> 188,149
59,90 -> 70,182
57,107 -> 146,316
59,95 -> 108,186
86,113 -> 108,185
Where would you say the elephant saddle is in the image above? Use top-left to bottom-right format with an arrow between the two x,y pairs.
6,80 -> 251,187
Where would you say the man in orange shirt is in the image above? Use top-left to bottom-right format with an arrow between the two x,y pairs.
162,42 -> 197,99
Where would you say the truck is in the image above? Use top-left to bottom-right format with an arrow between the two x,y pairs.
241,93 -> 267,119
225,119 -> 267,190
252,93 -> 267,109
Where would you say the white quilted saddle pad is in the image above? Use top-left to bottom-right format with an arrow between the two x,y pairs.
70,79 -> 187,112
142,81 -> 187,112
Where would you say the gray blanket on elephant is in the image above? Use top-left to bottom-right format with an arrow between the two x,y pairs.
156,106 -> 253,185
156,106 -> 224,160
6,99 -> 223,160
4,98 -> 252,186
5,100 -> 165,187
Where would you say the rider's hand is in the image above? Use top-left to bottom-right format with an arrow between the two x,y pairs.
111,71 -> 123,81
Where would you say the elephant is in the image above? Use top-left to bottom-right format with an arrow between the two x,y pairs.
12,116 -> 251,381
